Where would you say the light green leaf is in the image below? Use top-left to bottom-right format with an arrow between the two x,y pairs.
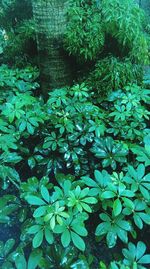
41,185 -> 49,203
138,254 -> 150,264
50,216 -> 55,230
33,230 -> 43,248
27,122 -> 34,135
45,227 -> 54,244
15,254 -> 27,269
81,197 -> 97,204
28,225 -> 41,234
72,225 -> 88,237
101,191 -> 116,199
81,202 -> 92,213
33,206 -> 47,218
26,195 -> 46,206
136,241 -> 146,260
71,231 -> 85,251
61,229 -> 71,247
113,198 -> 122,216
106,232 -> 117,248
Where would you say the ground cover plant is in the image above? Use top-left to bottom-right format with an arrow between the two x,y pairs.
0,0 -> 150,268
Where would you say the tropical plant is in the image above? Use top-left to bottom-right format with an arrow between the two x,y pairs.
0,0 -> 36,65
106,84 -> 150,141
65,0 -> 150,64
82,167 -> 150,249
99,241 -> 150,268
65,0 -> 105,61
0,4 -> 150,267
86,57 -> 143,98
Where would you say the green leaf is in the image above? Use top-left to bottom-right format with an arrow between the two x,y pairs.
101,191 -> 116,199
100,213 -> 111,222
139,186 -> 150,200
136,241 -> 146,260
138,213 -> 150,224
61,229 -> 71,247
122,198 -> 134,209
28,157 -> 36,169
138,254 -> 150,264
1,261 -> 14,269
50,216 -> 56,230
80,202 -> 92,213
82,176 -> 97,187
81,197 -> 97,204
122,190 -> 135,197
128,166 -> 137,179
27,122 -> 34,135
33,206 -> 47,218
117,220 -> 131,231
137,164 -> 145,179
28,250 -> 42,269
117,229 -> 128,244
19,120 -> 26,132
71,231 -> 85,251
4,239 -> 15,255
29,117 -> 39,127
113,199 -> 122,216
45,228 -> 54,244
15,254 -> 27,269
95,222 -> 110,236
94,170 -> 103,183
72,224 -> 88,237
134,214 -> 143,229
106,232 -> 117,248
33,230 -> 43,248
28,225 -> 41,234
26,195 -> 46,206
41,185 -> 49,203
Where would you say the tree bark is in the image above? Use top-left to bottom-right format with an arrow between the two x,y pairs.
32,0 -> 72,95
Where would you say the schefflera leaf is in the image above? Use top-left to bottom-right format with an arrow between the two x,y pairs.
54,217 -> 88,252
123,241 -> 150,267
28,224 -> 54,248
25,195 -> 46,206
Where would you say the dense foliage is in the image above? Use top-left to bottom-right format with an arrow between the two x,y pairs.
0,0 -> 36,65
0,0 -> 150,268
0,62 -> 150,268
65,0 -> 150,63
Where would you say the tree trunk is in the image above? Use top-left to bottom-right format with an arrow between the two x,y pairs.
32,0 -> 72,96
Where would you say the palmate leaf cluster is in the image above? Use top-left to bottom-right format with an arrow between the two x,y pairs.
0,64 -> 150,268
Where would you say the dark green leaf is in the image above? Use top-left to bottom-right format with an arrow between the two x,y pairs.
28,249 -> 42,269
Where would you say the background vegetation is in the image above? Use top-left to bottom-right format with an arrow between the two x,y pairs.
0,0 -> 150,268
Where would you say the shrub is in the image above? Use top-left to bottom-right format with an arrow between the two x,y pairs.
0,66 -> 150,268
85,56 -> 143,98
64,0 -> 105,61
65,0 -> 150,64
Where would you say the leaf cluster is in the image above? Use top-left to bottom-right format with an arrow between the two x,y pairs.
0,65 -> 150,268
65,0 -> 150,64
